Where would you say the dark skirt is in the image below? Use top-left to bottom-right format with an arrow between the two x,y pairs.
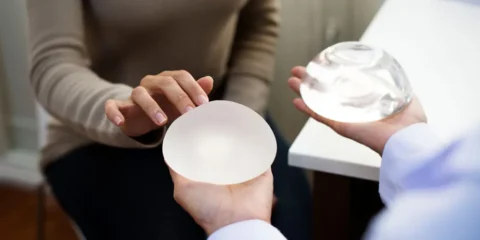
45,113 -> 312,239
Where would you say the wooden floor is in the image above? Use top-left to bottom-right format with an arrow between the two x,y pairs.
0,183 -> 78,240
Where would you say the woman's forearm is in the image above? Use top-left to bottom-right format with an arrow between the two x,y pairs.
28,0 -> 163,148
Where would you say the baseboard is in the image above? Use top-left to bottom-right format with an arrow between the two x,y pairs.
0,149 -> 43,189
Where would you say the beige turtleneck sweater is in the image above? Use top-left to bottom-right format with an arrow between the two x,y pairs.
27,0 -> 280,167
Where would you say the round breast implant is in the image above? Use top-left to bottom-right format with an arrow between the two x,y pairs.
300,41 -> 413,123
162,101 -> 277,185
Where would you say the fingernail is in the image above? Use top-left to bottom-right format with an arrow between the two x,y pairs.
185,106 -> 194,113
114,116 -> 123,126
155,112 -> 167,125
198,95 -> 209,105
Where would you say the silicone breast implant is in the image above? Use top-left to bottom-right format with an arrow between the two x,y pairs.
300,41 -> 413,123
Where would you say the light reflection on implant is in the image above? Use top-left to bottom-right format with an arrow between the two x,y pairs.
300,41 -> 413,123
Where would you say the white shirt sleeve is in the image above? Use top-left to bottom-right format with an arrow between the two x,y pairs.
379,123 -> 446,204
208,124 -> 480,240
208,220 -> 286,240
366,123 -> 480,240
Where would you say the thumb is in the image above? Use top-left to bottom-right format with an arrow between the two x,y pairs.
197,76 -> 214,95
168,167 -> 190,187
105,99 -> 135,126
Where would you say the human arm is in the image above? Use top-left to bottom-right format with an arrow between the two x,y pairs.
170,64 -> 423,239
203,124 -> 480,240
27,0 -> 158,147
224,0 -> 280,115
172,63 -> 480,239
289,66 -> 480,239
28,0 -> 212,146
366,124 -> 480,240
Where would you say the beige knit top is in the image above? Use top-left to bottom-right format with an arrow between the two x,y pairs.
27,0 -> 280,167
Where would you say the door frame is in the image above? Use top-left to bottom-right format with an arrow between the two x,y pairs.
0,47 -> 9,157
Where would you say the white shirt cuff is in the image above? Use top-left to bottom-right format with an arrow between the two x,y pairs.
208,220 -> 286,240
380,123 -> 444,204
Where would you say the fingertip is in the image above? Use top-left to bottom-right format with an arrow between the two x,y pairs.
114,116 -> 124,126
261,168 -> 274,185
168,167 -> 190,186
167,167 -> 179,181
266,168 -> 273,177
154,112 -> 168,126
292,98 -> 305,109
291,66 -> 306,78
291,66 -> 301,74
287,77 -> 296,84
198,75 -> 214,83
197,95 -> 209,105
288,77 -> 301,92
105,100 -> 125,126
198,76 -> 214,94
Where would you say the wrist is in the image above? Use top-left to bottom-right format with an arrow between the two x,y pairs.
372,127 -> 399,155
357,125 -> 409,155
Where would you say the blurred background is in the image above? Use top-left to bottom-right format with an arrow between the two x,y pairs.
0,0 -> 383,239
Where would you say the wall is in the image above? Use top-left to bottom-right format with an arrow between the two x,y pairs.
0,0 -> 384,147
0,0 -> 384,185
0,0 -> 38,151
269,0 -> 323,142
352,0 -> 385,39
269,0 -> 384,142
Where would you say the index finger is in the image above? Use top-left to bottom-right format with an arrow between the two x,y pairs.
160,70 -> 209,106
141,75 -> 196,114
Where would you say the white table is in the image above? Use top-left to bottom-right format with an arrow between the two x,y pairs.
289,0 -> 480,181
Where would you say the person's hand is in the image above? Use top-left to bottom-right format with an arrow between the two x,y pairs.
105,70 -> 214,137
169,168 -> 274,235
288,66 -> 427,154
